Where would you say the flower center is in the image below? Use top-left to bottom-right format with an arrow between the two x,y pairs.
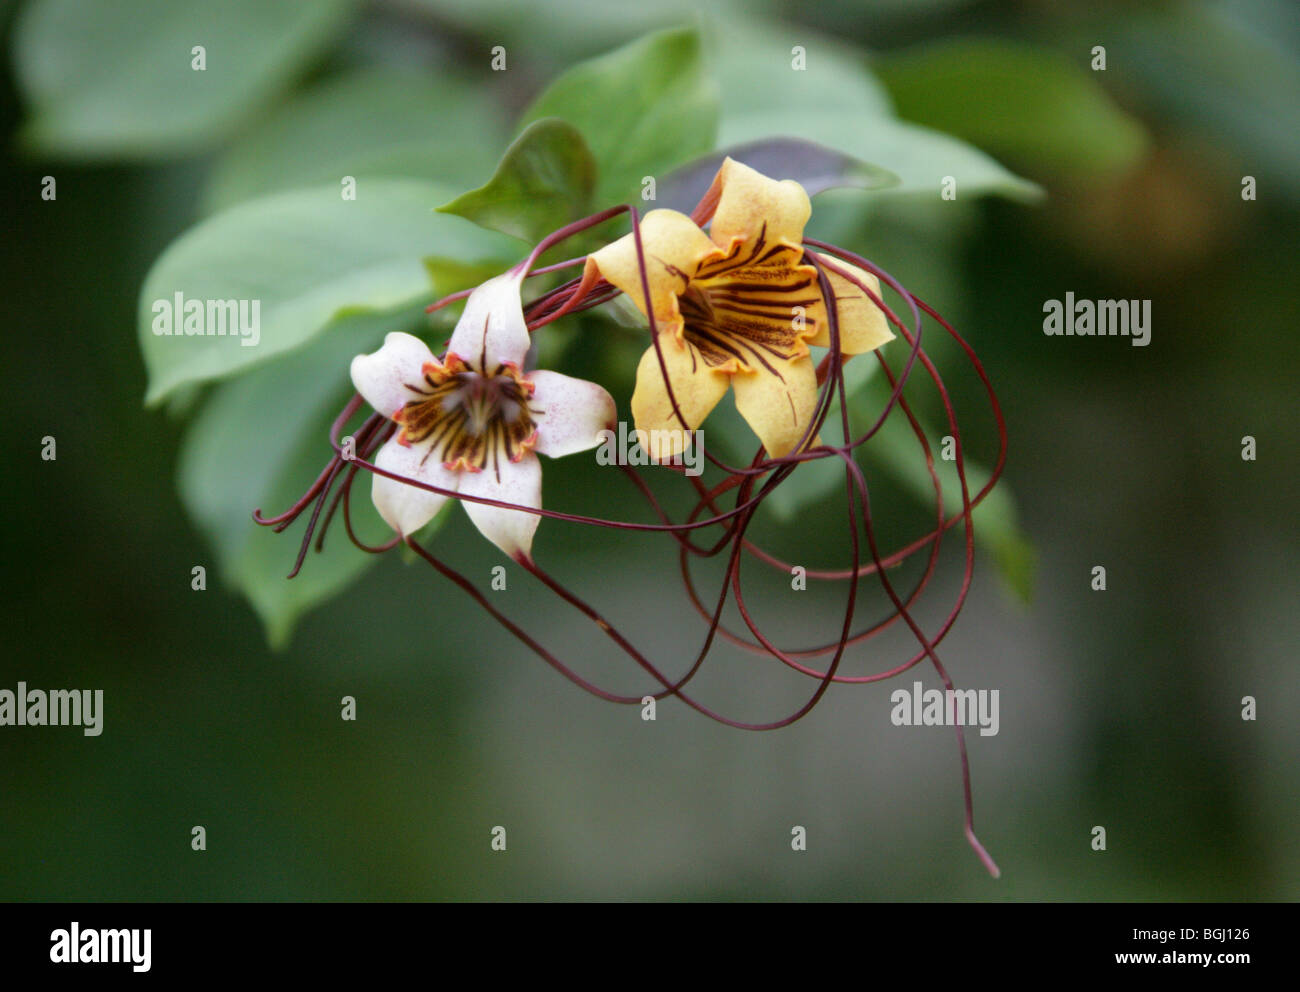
677,241 -> 822,375
395,354 -> 538,472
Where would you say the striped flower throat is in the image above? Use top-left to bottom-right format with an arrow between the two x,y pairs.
676,234 -> 819,374
394,352 -> 539,474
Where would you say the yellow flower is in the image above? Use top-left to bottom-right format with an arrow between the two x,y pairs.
584,157 -> 894,460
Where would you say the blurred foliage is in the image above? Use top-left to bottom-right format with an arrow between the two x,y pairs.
14,0 -> 355,157
709,19 -> 1043,201
439,118 -> 596,243
520,26 -> 718,206
4,0 -> 1297,901
1097,0 -> 1300,200
875,38 -> 1150,180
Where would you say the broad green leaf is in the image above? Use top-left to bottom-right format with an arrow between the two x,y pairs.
875,39 -> 1150,179
403,0 -> 771,61
139,180 -> 519,405
421,258 -> 511,300
656,137 -> 898,216
203,66 -> 509,214
15,0 -> 355,158
761,355 -> 881,521
438,118 -> 596,243
709,18 -> 895,121
719,109 -> 1042,202
708,20 -> 1041,202
520,26 -> 718,206
177,302 -> 445,649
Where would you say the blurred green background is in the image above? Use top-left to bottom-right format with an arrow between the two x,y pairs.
2,0 -> 1297,900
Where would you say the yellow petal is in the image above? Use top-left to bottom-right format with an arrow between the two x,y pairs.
584,209 -> 720,338
630,334 -> 729,460
704,157 -> 811,264
731,353 -> 821,458
805,252 -> 895,355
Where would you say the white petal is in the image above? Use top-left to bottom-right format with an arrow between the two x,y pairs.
458,453 -> 542,560
350,332 -> 437,419
529,370 -> 617,459
371,436 -> 458,537
446,272 -> 531,372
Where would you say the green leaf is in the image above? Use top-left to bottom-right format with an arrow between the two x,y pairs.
709,21 -> 1041,202
402,0 -> 765,62
177,302 -> 444,649
719,110 -> 1042,202
709,18 -> 895,121
203,66 -> 509,214
520,26 -> 718,206
14,0 -> 355,158
438,118 -> 596,243
421,258 -> 511,300
656,137 -> 898,216
875,39 -> 1150,179
1105,1 -> 1300,200
139,179 -> 519,406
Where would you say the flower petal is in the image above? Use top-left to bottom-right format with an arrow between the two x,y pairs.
584,209 -> 721,338
350,331 -> 437,420
630,335 -> 729,460
371,435 -> 458,537
806,252 -> 895,355
446,271 -> 531,371
731,353 -> 820,458
705,157 -> 811,261
458,452 -> 542,560
529,370 -> 616,459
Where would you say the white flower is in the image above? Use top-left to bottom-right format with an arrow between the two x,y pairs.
350,272 -> 616,560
